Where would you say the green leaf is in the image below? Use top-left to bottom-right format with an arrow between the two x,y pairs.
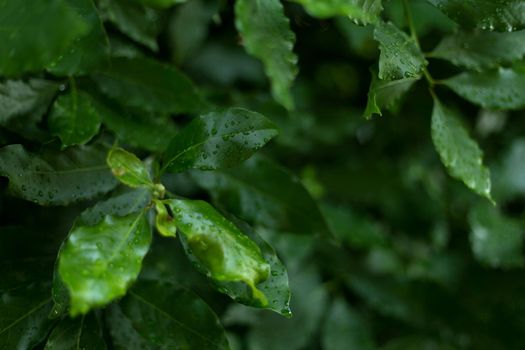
191,155 -> 331,236
133,0 -> 186,8
364,68 -> 418,119
44,314 -> 106,350
92,57 -> 207,115
98,0 -> 163,51
107,148 -> 154,189
47,0 -> 109,76
0,79 -> 58,126
106,281 -> 229,350
443,66 -> 525,110
322,297 -> 375,350
374,22 -> 427,80
58,211 -> 152,315
469,203 -> 524,268
48,89 -> 101,147
0,144 -> 118,206
431,29 -> 525,70
164,198 -> 271,305
80,187 -> 153,225
430,97 -> 492,200
0,0 -> 89,76
163,107 -> 279,173
212,216 -> 291,316
235,0 -> 298,109
154,200 -> 177,237
294,0 -> 383,23
426,0 -> 525,32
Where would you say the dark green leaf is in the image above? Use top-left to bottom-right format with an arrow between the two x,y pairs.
444,66 -> 525,110
431,97 -> 492,200
106,281 -> 229,350
48,89 -> 101,147
426,0 -> 525,31
92,57 -> 207,114
294,0 -> 383,23
191,155 -> 331,236
163,107 -> 278,173
44,314 -> 106,350
58,211 -> 152,315
364,68 -> 418,119
469,203 -> 524,268
431,29 -> 525,70
0,144 -> 118,206
0,0 -> 89,76
47,0 -> 109,76
98,0 -> 163,51
322,297 -> 375,350
235,0 -> 298,109
0,79 -> 58,126
133,0 -> 186,9
374,22 -> 427,80
164,198 -> 271,305
107,148 -> 154,189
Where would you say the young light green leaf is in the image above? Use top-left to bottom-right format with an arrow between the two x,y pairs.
191,155 -> 331,236
426,0 -> 525,32
58,212 -> 152,315
47,0 -> 109,76
469,203 -> 524,268
154,200 -> 177,237
98,0 -> 163,51
235,0 -> 298,109
431,29 -> 525,70
107,148 -> 154,189
0,144 -> 118,206
374,22 -> 427,80
0,0 -> 89,76
322,297 -> 375,350
106,281 -> 230,350
431,97 -> 492,201
294,0 -> 382,24
44,314 -> 107,350
364,68 -> 418,119
93,57 -> 207,115
48,89 -> 101,147
164,199 -> 271,305
444,66 -> 525,110
163,107 -> 279,173
0,79 -> 58,126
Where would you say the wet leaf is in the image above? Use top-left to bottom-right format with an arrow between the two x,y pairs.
107,148 -> 154,189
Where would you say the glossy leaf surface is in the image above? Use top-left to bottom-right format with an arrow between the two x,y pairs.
235,0 -> 298,109
431,29 -> 525,70
431,97 -> 492,200
191,155 -> 331,236
93,57 -> 207,114
294,0 -> 382,23
426,0 -> 525,31
107,148 -> 154,189
107,281 -> 229,350
165,198 -> 271,304
444,66 -> 525,110
58,212 -> 152,315
0,144 -> 117,206
0,0 -> 88,76
48,89 -> 101,147
374,22 -> 427,80
163,107 -> 278,173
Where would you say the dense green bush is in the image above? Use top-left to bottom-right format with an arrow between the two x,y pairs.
2,0 -> 525,349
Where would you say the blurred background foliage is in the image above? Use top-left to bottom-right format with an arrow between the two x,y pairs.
2,0 -> 525,349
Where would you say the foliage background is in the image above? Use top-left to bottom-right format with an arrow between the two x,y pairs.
2,0 -> 525,349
